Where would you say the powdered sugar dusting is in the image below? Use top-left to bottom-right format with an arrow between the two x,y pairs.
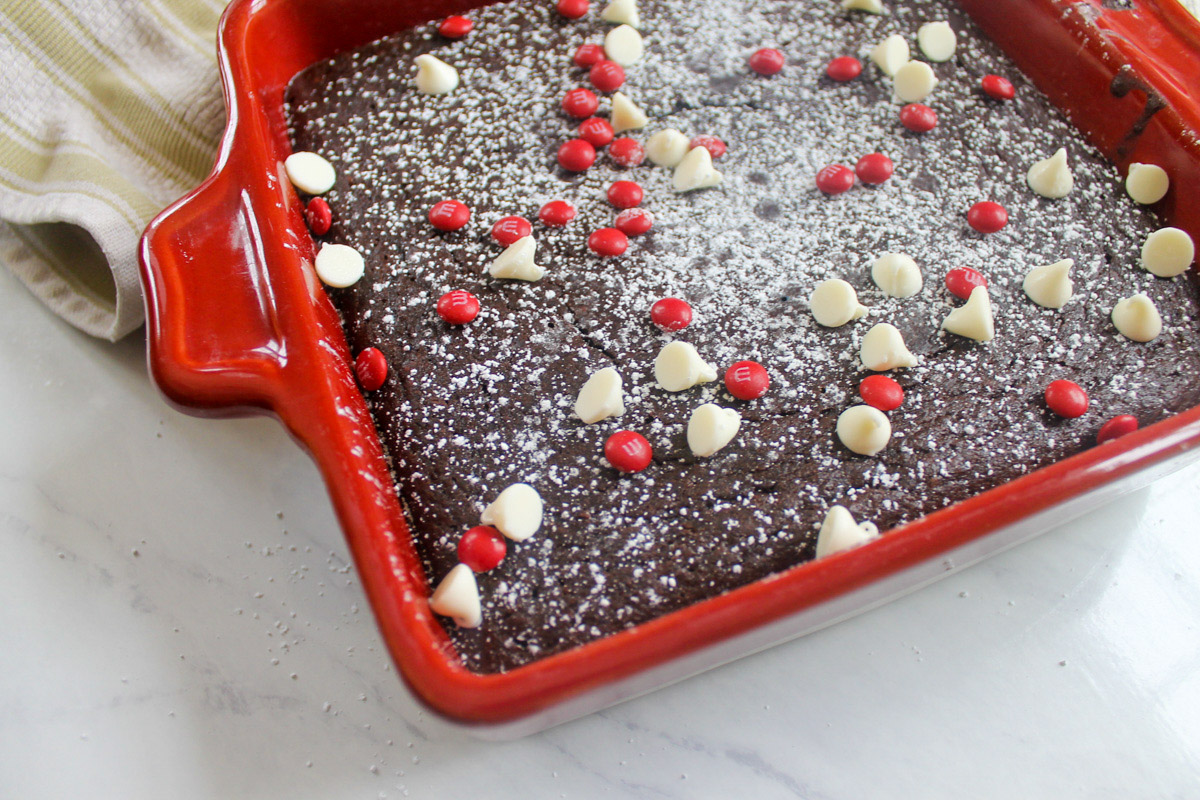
287,0 -> 1200,672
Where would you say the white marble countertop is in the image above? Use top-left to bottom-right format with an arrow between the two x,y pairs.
2,263 -> 1199,799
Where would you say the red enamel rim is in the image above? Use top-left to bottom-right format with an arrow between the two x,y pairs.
139,0 -> 1200,725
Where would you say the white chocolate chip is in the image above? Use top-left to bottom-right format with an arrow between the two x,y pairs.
842,0 -> 887,14
481,483 -> 543,542
893,60 -> 938,103
815,506 -> 880,559
1112,293 -> 1163,342
654,341 -> 717,392
314,243 -> 365,288
810,279 -> 869,327
687,404 -> 742,457
429,564 -> 482,628
871,253 -> 923,298
414,54 -> 459,95
836,405 -> 892,456
645,129 -> 691,167
610,92 -> 648,133
860,323 -> 918,370
601,0 -> 640,28
1126,162 -> 1169,205
488,236 -> 544,281
870,35 -> 910,77
941,285 -> 995,341
1026,148 -> 1074,199
1141,227 -> 1195,277
604,24 -> 643,66
574,367 -> 625,424
284,152 -> 336,195
672,146 -> 723,192
1022,258 -> 1074,309
917,21 -> 956,62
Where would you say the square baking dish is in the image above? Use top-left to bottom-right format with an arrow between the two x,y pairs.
139,0 -> 1200,735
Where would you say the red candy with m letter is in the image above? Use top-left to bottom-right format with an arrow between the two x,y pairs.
429,200 -> 470,231
491,216 -> 532,245
437,290 -> 480,325
725,361 -> 770,400
573,43 -> 604,68
605,431 -> 653,473
562,88 -> 599,119
579,117 -> 615,147
458,526 -> 507,572
945,267 -> 987,300
354,347 -> 388,392
589,60 -> 625,92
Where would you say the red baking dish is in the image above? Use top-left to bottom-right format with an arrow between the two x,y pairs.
139,0 -> 1200,733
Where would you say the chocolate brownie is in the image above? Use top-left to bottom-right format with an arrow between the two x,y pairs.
287,0 -> 1200,672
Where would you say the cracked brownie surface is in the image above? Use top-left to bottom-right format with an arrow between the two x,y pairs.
287,0 -> 1200,672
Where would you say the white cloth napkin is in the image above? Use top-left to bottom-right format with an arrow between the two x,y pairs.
0,0 -> 224,340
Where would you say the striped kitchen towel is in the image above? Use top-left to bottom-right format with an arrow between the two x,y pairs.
0,0 -> 225,341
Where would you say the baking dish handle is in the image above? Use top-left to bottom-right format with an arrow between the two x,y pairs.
140,151 -> 315,418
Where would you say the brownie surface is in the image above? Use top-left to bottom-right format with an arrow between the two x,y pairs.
287,0 -> 1200,673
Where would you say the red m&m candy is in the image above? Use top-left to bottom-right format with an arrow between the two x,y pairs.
588,227 -> 628,256
354,347 -> 388,392
749,47 -> 785,75
608,137 -> 644,168
579,117 -> 615,147
437,15 -> 473,38
981,74 -> 1015,100
539,200 -> 577,227
429,199 -> 470,231
305,197 -> 332,235
458,526 -> 507,572
1045,380 -> 1088,418
615,208 -> 654,236
589,60 -> 625,92
816,164 -> 855,194
855,153 -> 893,185
725,361 -> 770,400
437,290 -> 480,325
573,43 -> 604,67
557,0 -> 589,19
607,180 -> 643,209
826,56 -> 862,82
1097,414 -> 1138,444
491,216 -> 531,245
945,267 -> 987,300
899,103 -> 937,133
689,135 -> 726,160
650,297 -> 692,330
967,201 -> 1008,233
557,138 -> 597,171
562,87 -> 599,118
605,431 -> 653,472
859,375 -> 904,411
